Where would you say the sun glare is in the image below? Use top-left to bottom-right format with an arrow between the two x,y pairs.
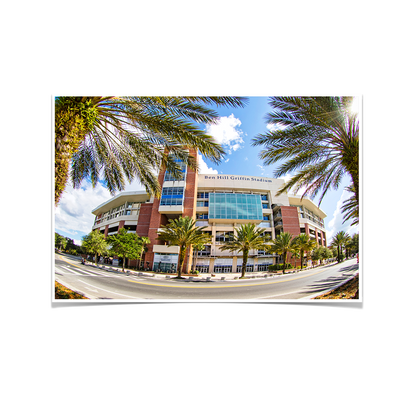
350,97 -> 359,115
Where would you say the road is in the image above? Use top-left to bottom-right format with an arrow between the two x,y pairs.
54,254 -> 359,300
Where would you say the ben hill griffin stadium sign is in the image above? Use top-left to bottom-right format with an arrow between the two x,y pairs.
204,175 -> 273,183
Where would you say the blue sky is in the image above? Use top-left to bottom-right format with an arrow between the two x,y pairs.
55,96 -> 358,246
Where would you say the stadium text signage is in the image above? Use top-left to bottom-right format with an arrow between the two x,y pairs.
204,175 -> 272,183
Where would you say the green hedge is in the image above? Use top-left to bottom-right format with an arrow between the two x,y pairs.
267,263 -> 294,271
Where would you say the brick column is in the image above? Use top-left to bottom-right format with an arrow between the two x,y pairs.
118,220 -> 125,232
144,166 -> 167,269
182,149 -> 198,273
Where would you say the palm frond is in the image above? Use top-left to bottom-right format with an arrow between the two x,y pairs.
252,96 -> 359,209
341,185 -> 359,226
55,96 -> 247,204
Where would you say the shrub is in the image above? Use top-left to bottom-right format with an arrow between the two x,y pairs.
267,263 -> 294,271
55,282 -> 88,299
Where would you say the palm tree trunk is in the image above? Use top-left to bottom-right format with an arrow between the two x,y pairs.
177,246 -> 187,278
55,123 -> 86,205
342,142 -> 359,205
139,249 -> 144,270
282,252 -> 287,274
193,249 -> 199,273
240,250 -> 248,279
55,133 -> 73,205
55,98 -> 99,205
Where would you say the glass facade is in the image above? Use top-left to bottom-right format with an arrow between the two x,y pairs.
208,193 -> 263,220
153,253 -> 178,272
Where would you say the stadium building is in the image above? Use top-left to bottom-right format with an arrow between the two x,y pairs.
91,150 -> 327,274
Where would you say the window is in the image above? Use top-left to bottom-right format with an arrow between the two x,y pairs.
262,203 -> 269,209
196,213 -> 208,220
160,198 -> 183,206
197,192 -> 209,199
261,195 -> 268,201
160,186 -> 184,206
208,193 -> 263,220
215,231 -> 234,242
197,201 -> 209,207
164,159 -> 187,181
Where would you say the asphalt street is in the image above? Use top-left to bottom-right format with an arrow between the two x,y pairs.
54,254 -> 359,301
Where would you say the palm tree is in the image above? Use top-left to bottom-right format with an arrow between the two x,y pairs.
191,243 -> 206,274
341,184 -> 359,226
290,245 -> 301,270
219,223 -> 268,279
252,97 -> 359,224
292,233 -> 317,269
157,216 -> 211,279
137,236 -> 151,269
55,96 -> 247,204
267,232 -> 294,274
330,231 -> 351,263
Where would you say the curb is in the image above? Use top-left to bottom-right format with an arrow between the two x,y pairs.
60,255 -> 337,283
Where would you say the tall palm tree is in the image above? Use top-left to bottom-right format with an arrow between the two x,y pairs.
157,216 -> 211,279
252,97 -> 359,224
330,231 -> 351,263
292,233 -> 317,269
191,243 -> 206,273
220,224 -> 269,279
55,96 -> 247,204
267,232 -> 294,274
341,184 -> 359,226
138,236 -> 151,269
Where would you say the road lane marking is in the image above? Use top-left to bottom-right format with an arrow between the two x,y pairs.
127,269 -> 329,289
57,256 -> 116,277
56,265 -> 86,275
77,280 -> 141,298
57,265 -> 100,276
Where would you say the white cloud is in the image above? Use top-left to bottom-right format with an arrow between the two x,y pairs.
55,180 -> 112,238
326,189 -> 355,243
257,164 -> 266,176
224,158 -> 230,163
122,178 -> 147,192
205,114 -> 245,154
279,173 -> 309,197
231,143 -> 241,152
244,157 -> 248,161
198,154 -> 218,174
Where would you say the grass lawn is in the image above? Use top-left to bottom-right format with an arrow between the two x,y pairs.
55,282 -> 88,299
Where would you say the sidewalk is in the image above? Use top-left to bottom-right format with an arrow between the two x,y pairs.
58,253 -> 336,282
